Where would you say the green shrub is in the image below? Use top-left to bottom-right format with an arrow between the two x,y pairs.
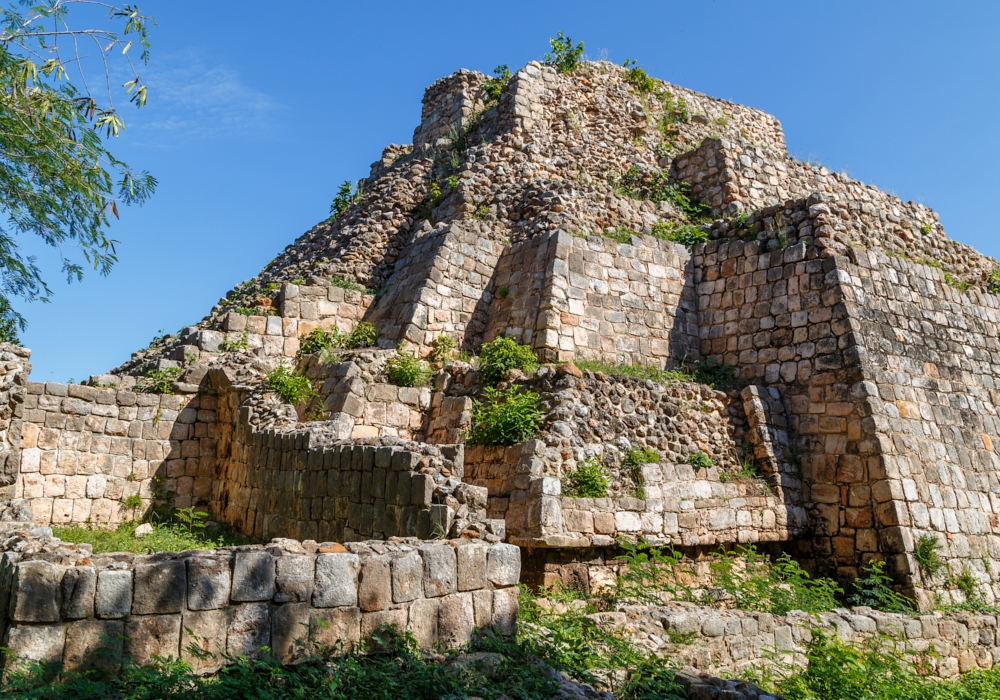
330,180 -> 363,219
343,321 -> 378,349
622,59 -> 657,93
479,336 -> 537,384
651,221 -> 709,247
708,546 -> 842,615
613,540 -> 694,605
848,560 -> 915,613
545,31 -> 585,74
331,276 -> 366,292
914,534 -> 945,579
605,225 -> 635,243
219,332 -> 248,352
624,447 -> 659,491
659,90 -> 689,126
685,451 -> 713,468
468,386 -> 544,446
988,268 -> 1000,294
619,657 -> 686,700
496,284 -> 509,299
140,366 -> 181,394
299,327 -> 341,356
919,221 -> 934,235
264,365 -> 316,405
429,336 -> 456,365
482,63 -> 511,103
563,459 -> 609,498
386,348 -> 431,387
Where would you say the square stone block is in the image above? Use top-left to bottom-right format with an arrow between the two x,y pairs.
187,555 -> 232,611
227,603 -> 270,659
232,551 -> 276,602
133,560 -> 186,615
124,614 -> 181,665
181,609 -> 228,672
310,606 -> 361,653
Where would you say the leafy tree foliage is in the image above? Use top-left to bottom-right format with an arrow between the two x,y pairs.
0,1 -> 157,334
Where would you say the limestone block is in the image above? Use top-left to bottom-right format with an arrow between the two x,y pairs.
124,614 -> 181,665
438,592 -> 475,649
456,542 -> 488,592
391,551 -> 423,603
64,619 -> 123,673
310,606 -> 361,652
180,609 -> 228,672
187,555 -> 232,610
133,560 -> 186,614
271,602 -> 311,664
96,569 -> 132,618
361,608 -> 407,645
407,598 -> 439,648
232,551 -> 276,602
492,586 -> 518,636
419,544 -> 456,598
4,624 -> 66,666
11,560 -> 63,622
61,565 -> 96,620
275,555 -> 315,604
312,553 -> 359,607
487,543 -> 521,587
358,556 -> 391,612
227,603 -> 270,659
472,589 -> 493,628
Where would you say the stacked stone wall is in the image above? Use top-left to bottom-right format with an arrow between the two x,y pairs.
16,381 -> 216,526
0,346 -> 30,502
614,602 -> 1000,679
485,231 -> 698,368
842,248 -> 1000,606
0,535 -> 519,674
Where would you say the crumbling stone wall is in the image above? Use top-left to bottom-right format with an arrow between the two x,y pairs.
0,533 -> 519,674
0,345 -> 30,503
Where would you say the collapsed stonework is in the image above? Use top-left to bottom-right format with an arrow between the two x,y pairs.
2,57 -> 1000,681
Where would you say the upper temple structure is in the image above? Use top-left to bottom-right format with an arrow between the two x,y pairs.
2,57 -> 1000,614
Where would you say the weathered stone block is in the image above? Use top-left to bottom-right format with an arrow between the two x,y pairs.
358,556 -> 391,612
419,544 -> 456,598
361,608 -> 407,646
456,543 -> 488,592
227,603 -> 270,659
124,614 -> 181,665
407,598 -> 439,648
275,555 -> 315,603
133,560 -> 186,614
96,569 -> 132,619
232,551 -> 276,602
391,551 -> 423,603
312,553 -> 359,607
181,609 -> 228,672
310,606 -> 361,652
271,602 -> 311,664
492,586 -> 518,636
487,544 -> 520,587
187,555 -> 231,610
4,625 -> 66,666
64,619 -> 124,673
472,589 -> 493,628
438,592 -> 474,649
11,560 -> 63,622
61,565 -> 96,620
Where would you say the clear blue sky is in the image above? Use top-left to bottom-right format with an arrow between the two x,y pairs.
20,0 -> 1000,382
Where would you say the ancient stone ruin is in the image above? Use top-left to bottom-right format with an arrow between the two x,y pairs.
1,57 -> 1000,688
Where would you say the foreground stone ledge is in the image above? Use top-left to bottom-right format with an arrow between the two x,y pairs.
0,530 -> 520,675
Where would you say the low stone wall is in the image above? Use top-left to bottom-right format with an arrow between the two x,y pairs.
613,602 -> 1000,680
16,380 -> 216,525
0,532 -> 520,675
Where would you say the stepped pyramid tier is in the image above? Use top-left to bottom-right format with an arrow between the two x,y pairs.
3,57 -> 1000,618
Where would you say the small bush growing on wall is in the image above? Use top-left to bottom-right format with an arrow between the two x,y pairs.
684,451 -> 713,468
468,386 -> 544,446
140,366 -> 181,394
848,560 -> 914,613
343,321 -> 378,349
545,32 -> 584,74
386,347 -> 431,387
479,336 -> 538,384
299,327 -> 341,356
651,221 -> 709,248
563,459 -> 609,498
429,336 -> 456,366
989,268 -> 1000,294
914,534 -> 945,579
264,365 -> 316,406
